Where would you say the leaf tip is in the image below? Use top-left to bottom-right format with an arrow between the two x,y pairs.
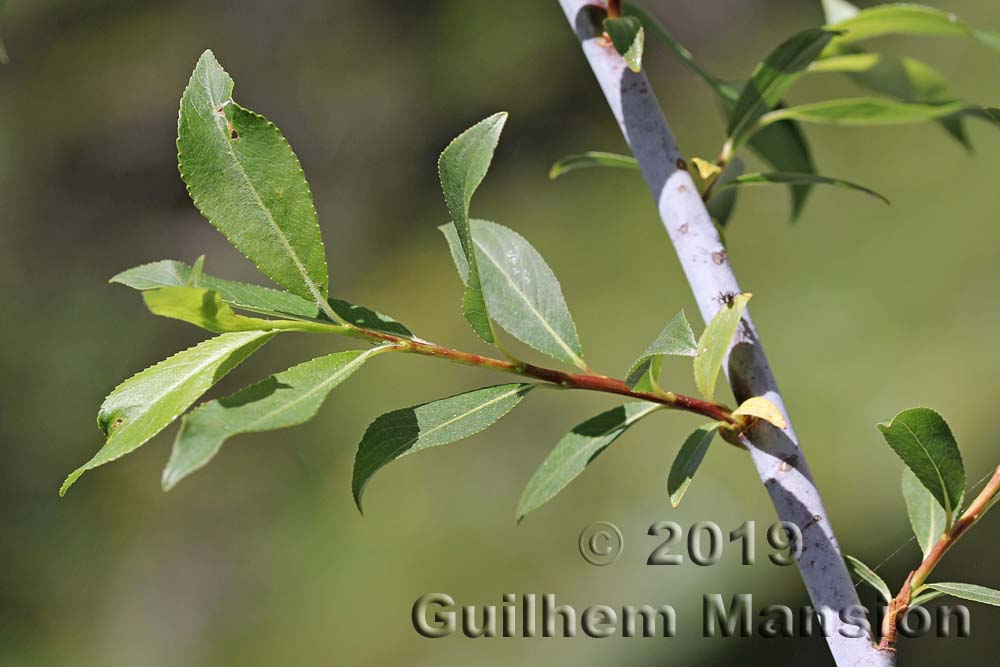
59,468 -> 84,497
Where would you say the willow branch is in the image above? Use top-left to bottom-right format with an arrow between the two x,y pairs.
557,2 -> 892,665
339,324 -> 742,426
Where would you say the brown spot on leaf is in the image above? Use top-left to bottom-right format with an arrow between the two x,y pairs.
711,250 -> 728,265
679,223 -> 689,234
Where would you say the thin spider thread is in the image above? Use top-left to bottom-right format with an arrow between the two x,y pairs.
852,468 -> 998,590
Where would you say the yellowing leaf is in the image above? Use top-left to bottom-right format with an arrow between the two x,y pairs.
693,293 -> 751,402
691,157 -> 722,182
732,396 -> 788,429
143,287 -> 340,334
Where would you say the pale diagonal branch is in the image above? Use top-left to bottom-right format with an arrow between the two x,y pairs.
557,2 -> 893,665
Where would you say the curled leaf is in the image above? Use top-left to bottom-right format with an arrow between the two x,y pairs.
604,16 -> 645,72
548,151 -> 638,180
732,396 -> 788,429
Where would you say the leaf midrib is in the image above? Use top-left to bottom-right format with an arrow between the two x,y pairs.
473,237 -> 583,367
203,80 -> 326,310
900,420 -> 954,516
105,333 -> 267,441
373,385 -> 528,469
556,404 -> 659,472
203,348 -> 382,437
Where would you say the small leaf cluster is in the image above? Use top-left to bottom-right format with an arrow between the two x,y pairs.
846,408 -> 1000,643
63,51 -> 783,517
555,1 -> 1000,232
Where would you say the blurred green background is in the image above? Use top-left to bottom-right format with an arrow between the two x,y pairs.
2,0 -> 999,665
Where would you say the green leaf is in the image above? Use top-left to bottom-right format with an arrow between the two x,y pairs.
112,260 -> 412,336
727,29 -> 838,145
758,98 -> 968,130
548,151 -> 639,180
924,583 -> 1000,607
877,408 -> 965,521
177,51 -> 329,305
604,16 -> 645,73
809,52 -> 952,102
325,298 -> 413,337
845,554 -> 893,603
188,255 -> 206,286
163,346 -> 394,490
706,159 -> 744,228
909,590 -> 946,607
667,423 -> 718,507
693,293 -> 751,402
353,384 -> 532,511
821,0 -> 859,24
826,4 -> 1000,52
438,113 -> 508,344
517,402 -> 660,520
808,50 -> 971,146
625,311 -> 697,389
143,287 -> 340,334
977,29 -> 1000,52
714,171 -> 889,205
60,331 -> 275,495
633,7 -> 817,218
624,2 -> 727,91
441,220 -> 586,370
902,467 -> 947,559
744,118 -> 817,220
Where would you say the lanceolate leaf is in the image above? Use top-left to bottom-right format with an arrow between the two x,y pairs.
438,113 -> 508,343
808,52 -> 959,137
706,159 -> 743,228
114,260 -> 318,317
693,293 -> 751,402
325,299 -> 413,337
727,29 -> 837,145
441,220 -> 586,369
909,590 -> 946,607
809,52 -> 952,103
732,396 -> 788,429
924,583 -> 1000,607
622,5 -> 817,219
713,172 -> 889,205
825,4 -> 1000,53
744,118 -> 817,220
625,311 -> 698,389
604,16 -> 645,73
807,51 -> 971,146
549,152 -> 639,180
352,384 -> 532,511
844,554 -> 892,603
667,423 -> 718,507
60,331 -> 276,495
902,467 -> 947,559
758,98 -> 968,130
877,408 -> 965,521
143,287 -> 339,334
624,2 -> 726,91
178,51 -> 329,305
163,346 -> 395,490
517,402 -> 660,520
112,260 -> 412,336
